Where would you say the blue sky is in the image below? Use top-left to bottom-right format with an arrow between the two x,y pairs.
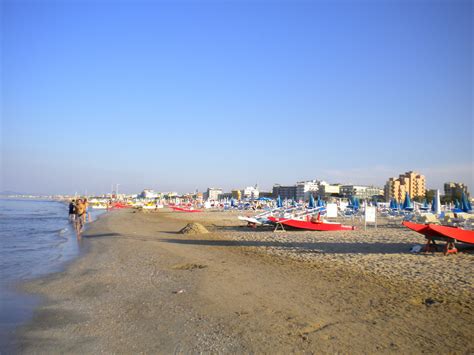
1,0 -> 472,195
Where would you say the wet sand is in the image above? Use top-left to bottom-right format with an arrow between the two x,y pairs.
16,209 -> 474,353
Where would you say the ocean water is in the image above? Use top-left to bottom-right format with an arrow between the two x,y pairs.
0,199 -> 103,352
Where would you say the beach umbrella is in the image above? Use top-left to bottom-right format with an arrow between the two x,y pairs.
431,189 -> 441,215
421,199 -> 429,210
292,197 -> 298,207
276,195 -> 283,208
352,197 -> 358,210
461,192 -> 471,212
402,192 -> 413,210
454,199 -> 461,209
308,195 -> 315,209
319,198 -> 325,207
348,196 -> 354,208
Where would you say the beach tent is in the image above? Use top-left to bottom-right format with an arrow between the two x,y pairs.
309,195 -> 315,208
402,192 -> 413,210
276,195 -> 283,208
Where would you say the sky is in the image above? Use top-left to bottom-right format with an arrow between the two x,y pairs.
1,0 -> 472,195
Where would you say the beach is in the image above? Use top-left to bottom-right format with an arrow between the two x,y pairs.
17,209 -> 473,353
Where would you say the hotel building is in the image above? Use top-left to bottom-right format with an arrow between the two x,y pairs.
384,171 -> 426,202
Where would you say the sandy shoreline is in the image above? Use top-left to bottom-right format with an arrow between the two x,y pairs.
15,209 -> 474,353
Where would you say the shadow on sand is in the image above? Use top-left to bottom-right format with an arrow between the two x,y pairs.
159,238 -> 420,254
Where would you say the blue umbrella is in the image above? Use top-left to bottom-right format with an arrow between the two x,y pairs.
348,196 -> 354,208
402,192 -> 413,210
461,192 -> 471,212
454,199 -> 459,209
421,199 -> 429,210
318,197 -> 325,207
431,196 -> 438,213
308,195 -> 315,208
276,195 -> 283,208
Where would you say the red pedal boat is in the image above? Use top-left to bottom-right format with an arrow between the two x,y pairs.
268,217 -> 354,231
402,221 -> 474,254
170,206 -> 202,213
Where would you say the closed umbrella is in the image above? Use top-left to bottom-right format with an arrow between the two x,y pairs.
402,192 -> 413,210
431,189 -> 441,215
461,192 -> 471,212
276,195 -> 283,208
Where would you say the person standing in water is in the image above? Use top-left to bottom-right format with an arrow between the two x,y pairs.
74,199 -> 86,234
68,200 -> 76,221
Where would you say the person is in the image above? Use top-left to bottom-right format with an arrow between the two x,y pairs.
83,198 -> 91,223
68,200 -> 76,221
75,199 -> 86,233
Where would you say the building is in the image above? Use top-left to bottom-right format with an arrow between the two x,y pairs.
444,182 -> 469,201
139,189 -> 159,199
204,187 -> 223,201
384,171 -> 426,202
242,186 -> 259,199
272,184 -> 297,200
318,182 -> 341,197
295,180 -> 320,201
340,185 -> 384,200
220,192 -> 233,200
259,191 -> 273,199
231,189 -> 242,200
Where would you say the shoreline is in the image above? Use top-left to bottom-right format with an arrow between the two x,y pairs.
2,209 -> 106,353
14,209 -> 474,353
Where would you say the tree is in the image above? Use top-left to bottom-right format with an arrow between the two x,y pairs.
425,190 -> 435,203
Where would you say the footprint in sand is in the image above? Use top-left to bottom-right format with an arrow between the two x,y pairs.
171,263 -> 208,270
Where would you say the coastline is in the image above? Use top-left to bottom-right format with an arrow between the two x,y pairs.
2,208 -> 106,354
15,209 -> 473,353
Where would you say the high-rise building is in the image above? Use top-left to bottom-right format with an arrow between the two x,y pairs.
384,171 -> 426,201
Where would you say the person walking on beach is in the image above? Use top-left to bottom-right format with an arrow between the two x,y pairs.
83,198 -> 91,223
74,199 -> 86,233
68,200 -> 76,221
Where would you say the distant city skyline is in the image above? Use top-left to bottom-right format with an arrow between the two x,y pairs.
2,0 -> 472,195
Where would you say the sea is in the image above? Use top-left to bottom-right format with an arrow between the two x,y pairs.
0,199 -> 104,352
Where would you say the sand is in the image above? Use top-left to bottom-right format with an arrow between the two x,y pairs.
15,208 -> 474,353
179,222 -> 209,234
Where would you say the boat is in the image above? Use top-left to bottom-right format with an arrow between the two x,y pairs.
402,221 -> 474,254
110,202 -> 131,209
267,216 -> 355,231
170,206 -> 202,213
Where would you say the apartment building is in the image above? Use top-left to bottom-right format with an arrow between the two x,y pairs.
384,171 -> 426,201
